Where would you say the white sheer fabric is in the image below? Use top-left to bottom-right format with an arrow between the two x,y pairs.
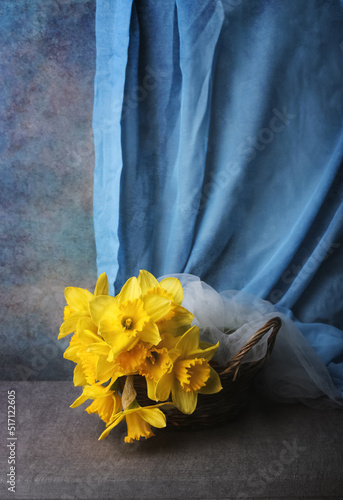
159,274 -> 343,409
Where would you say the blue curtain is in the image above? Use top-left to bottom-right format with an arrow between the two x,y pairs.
93,0 -> 343,394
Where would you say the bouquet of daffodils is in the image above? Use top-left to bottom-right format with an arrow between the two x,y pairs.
58,270 -> 222,443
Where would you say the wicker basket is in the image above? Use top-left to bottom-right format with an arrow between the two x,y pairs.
135,316 -> 282,429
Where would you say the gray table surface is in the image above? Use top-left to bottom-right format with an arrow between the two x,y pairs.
0,381 -> 342,500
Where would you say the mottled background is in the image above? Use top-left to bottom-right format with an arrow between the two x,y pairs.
0,0 -> 97,380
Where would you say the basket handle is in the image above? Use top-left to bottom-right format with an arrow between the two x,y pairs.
220,316 -> 282,380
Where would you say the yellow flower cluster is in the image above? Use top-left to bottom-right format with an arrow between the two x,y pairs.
59,270 -> 222,443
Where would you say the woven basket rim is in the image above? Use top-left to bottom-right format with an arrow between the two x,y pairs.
214,316 -> 282,380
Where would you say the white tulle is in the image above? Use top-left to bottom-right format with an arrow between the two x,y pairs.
159,273 -> 343,409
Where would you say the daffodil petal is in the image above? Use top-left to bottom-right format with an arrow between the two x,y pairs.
63,344 -> 80,362
155,371 -> 174,401
87,341 -> 111,356
146,377 -> 158,401
107,349 -> 114,362
189,342 -> 219,362
199,340 -> 215,350
138,320 -> 161,345
99,413 -> 125,440
96,356 -> 116,383
172,382 -> 197,415
110,394 -> 122,419
175,326 -> 200,355
86,393 -> 121,424
70,392 -> 89,408
76,316 -> 97,335
161,305 -> 194,328
159,277 -> 183,305
98,317 -> 123,338
139,407 -> 167,428
198,366 -> 223,394
138,270 -> 160,294
89,295 -> 117,326
108,335 -> 138,359
73,363 -> 87,387
78,329 -> 102,346
94,272 -> 109,296
100,329 -> 131,349
83,384 -> 109,398
143,295 -> 171,322
58,314 -> 81,338
119,277 -> 141,302
65,287 -> 93,311
157,332 -> 179,350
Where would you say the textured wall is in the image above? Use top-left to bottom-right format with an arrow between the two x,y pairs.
0,0 -> 97,380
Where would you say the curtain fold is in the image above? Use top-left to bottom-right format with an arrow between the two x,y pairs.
93,0 -> 134,291
93,0 -> 343,396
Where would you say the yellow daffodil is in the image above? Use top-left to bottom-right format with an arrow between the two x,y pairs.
71,383 -> 122,424
89,275 -> 172,360
138,270 -> 194,334
79,338 -> 117,383
98,400 -> 168,442
156,331 -> 180,350
155,326 -> 222,414
139,346 -> 172,400
58,272 -> 109,339
115,342 -> 148,374
84,340 -> 146,385
88,342 -> 150,386
63,317 -> 103,386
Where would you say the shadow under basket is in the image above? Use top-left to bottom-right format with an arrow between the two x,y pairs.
136,316 -> 282,430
